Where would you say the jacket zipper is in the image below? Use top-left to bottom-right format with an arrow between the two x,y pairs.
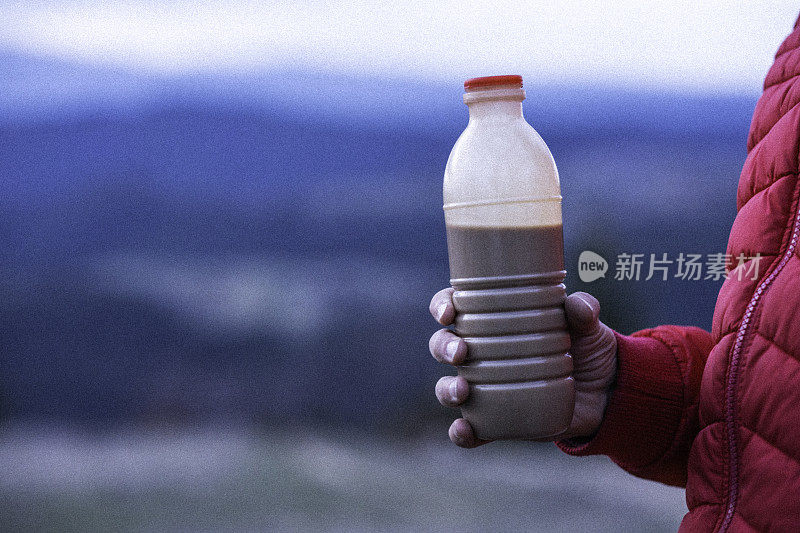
718,200 -> 800,532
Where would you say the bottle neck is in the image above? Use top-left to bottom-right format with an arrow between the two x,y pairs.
466,99 -> 524,122
463,86 -> 526,123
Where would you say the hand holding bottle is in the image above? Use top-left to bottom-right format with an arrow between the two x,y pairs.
429,288 -> 617,447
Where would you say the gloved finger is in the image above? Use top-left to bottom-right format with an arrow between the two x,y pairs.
429,287 -> 456,326
564,292 -> 601,336
429,328 -> 467,365
448,418 -> 490,448
435,376 -> 469,407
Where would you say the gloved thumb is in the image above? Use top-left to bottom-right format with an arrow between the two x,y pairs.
564,292 -> 601,337
558,291 -> 618,439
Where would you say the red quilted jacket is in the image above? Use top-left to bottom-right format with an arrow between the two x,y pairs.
559,16 -> 800,533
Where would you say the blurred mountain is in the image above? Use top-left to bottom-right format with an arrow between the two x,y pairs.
0,50 -> 755,427
0,49 -> 756,136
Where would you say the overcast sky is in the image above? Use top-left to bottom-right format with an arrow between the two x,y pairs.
1,1 -> 799,95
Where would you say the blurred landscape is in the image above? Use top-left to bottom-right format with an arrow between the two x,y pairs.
1,49 -> 753,530
0,425 -> 688,532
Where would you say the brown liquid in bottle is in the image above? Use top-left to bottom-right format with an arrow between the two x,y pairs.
447,225 -> 564,280
446,224 -> 573,440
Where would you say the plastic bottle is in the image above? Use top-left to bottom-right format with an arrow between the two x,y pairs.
443,74 -> 574,440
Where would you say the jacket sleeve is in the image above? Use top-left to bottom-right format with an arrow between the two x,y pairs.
556,325 -> 714,487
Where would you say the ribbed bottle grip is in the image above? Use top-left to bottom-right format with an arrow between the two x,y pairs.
449,280 -> 574,439
451,270 -> 566,290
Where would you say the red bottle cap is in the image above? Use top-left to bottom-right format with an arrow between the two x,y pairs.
464,75 -> 523,91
